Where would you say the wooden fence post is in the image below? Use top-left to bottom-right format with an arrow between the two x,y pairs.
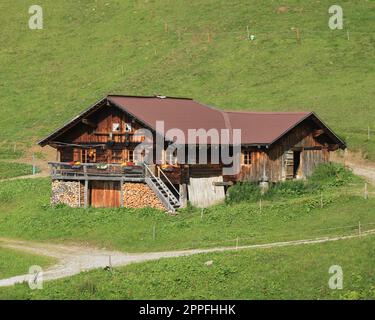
368,125 -> 371,141
292,27 -> 301,44
120,181 -> 124,207
320,192 -> 323,208
32,153 -> 36,175
83,165 -> 88,208
364,183 -> 368,200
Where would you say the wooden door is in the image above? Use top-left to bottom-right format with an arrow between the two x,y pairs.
90,181 -> 121,208
284,150 -> 294,180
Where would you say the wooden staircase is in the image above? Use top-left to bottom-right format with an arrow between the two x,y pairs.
144,164 -> 181,213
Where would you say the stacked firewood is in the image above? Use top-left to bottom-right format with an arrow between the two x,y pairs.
51,180 -> 81,207
123,183 -> 165,210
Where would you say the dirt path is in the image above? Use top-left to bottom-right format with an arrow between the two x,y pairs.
0,230 -> 374,287
346,162 -> 375,185
1,145 -> 54,181
331,150 -> 375,185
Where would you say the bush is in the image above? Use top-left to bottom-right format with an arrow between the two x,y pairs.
225,163 -> 354,204
226,182 -> 261,204
266,180 -> 307,198
309,163 -> 354,187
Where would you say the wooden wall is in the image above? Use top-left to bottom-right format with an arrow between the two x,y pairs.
231,120 -> 335,183
57,105 -> 146,163
55,108 -> 336,184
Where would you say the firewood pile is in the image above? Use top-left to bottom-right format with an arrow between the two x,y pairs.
51,180 -> 81,207
122,183 -> 165,210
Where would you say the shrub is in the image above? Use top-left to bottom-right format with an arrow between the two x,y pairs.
225,163 -> 354,204
226,182 -> 262,204
266,180 -> 308,198
309,163 -> 354,187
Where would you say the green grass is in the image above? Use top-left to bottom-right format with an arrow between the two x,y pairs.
0,247 -> 54,279
0,162 -> 36,179
227,163 -> 355,203
0,165 -> 373,299
0,166 -> 373,253
0,236 -> 374,299
0,1 -> 374,158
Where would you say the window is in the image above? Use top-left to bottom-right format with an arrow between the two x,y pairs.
125,123 -> 132,132
243,150 -> 252,165
111,149 -> 123,163
126,149 -> 134,163
112,123 -> 120,132
87,148 -> 96,163
166,149 -> 178,165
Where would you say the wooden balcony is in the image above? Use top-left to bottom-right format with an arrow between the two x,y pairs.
49,162 -> 145,182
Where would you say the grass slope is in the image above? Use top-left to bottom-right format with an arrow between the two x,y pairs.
0,236 -> 374,299
0,1 -> 374,158
0,165 -> 374,252
0,162 -> 35,179
0,247 -> 54,279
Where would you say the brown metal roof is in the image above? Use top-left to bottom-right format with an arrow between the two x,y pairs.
226,111 -> 312,145
108,95 -> 228,144
38,95 -> 346,147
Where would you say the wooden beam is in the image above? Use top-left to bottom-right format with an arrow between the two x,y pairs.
312,129 -> 325,137
179,183 -> 188,208
84,179 -> 89,208
51,175 -> 144,182
120,181 -> 124,207
213,181 -> 233,187
303,146 -> 323,151
328,144 -> 340,151
82,118 -> 96,128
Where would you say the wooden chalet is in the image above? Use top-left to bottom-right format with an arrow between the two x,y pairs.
39,95 -> 346,211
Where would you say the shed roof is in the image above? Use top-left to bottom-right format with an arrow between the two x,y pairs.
226,111 -> 312,145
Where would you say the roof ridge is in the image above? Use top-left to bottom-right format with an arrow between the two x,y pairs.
107,94 -> 193,100
226,110 -> 311,114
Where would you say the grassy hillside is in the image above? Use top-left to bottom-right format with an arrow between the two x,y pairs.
0,0 -> 374,158
0,162 -> 35,179
0,165 -> 374,252
1,236 -> 374,299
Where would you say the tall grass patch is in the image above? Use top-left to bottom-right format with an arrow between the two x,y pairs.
227,163 -> 357,204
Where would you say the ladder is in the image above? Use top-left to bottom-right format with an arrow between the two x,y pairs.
143,164 -> 181,213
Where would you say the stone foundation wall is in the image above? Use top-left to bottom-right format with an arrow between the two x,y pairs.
123,183 -> 165,210
51,180 -> 81,207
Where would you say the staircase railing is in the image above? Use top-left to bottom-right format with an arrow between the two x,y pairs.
143,163 -> 180,212
157,166 -> 180,199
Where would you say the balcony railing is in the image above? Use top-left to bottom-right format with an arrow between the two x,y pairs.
49,162 -> 145,181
